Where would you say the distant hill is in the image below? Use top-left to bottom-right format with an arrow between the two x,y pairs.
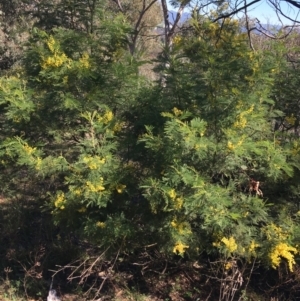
168,10 -> 190,25
167,11 -> 284,34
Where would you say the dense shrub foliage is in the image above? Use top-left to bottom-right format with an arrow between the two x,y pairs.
1,1 -> 300,299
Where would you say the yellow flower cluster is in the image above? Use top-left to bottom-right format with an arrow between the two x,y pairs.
205,18 -> 243,47
209,206 -> 226,215
86,179 -> 105,192
248,52 -> 254,60
221,236 -> 237,252
246,104 -> 254,114
35,157 -> 42,170
292,141 -> 300,156
113,121 -> 125,133
285,114 -> 297,126
23,143 -> 36,155
173,107 -> 183,116
116,184 -> 126,194
173,197 -> 183,210
96,221 -> 106,228
234,105 -> 254,129
249,240 -> 260,254
168,189 -> 176,199
171,219 -> 191,235
234,115 -> 247,128
103,111 -> 113,124
224,261 -> 232,270
77,207 -> 86,213
79,52 -> 90,69
69,186 -> 82,196
74,189 -> 82,195
212,232 -> 222,248
54,192 -> 65,210
83,155 -> 105,170
269,243 -> 297,272
265,223 -> 289,241
97,110 -> 114,125
227,141 -> 235,150
42,52 -> 70,69
13,116 -> 21,123
273,163 -> 281,170
172,36 -> 182,46
227,137 -> 244,151
208,22 -> 219,31
173,241 -> 189,255
47,36 -> 56,52
42,36 -> 71,69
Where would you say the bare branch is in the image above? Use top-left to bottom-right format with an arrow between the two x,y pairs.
111,0 -> 124,12
168,1 -> 188,39
255,18 -> 295,39
284,0 -> 300,9
161,0 -> 170,46
244,0 -> 255,50
268,0 -> 300,23
161,0 -> 190,47
213,0 -> 262,22
130,0 -> 158,53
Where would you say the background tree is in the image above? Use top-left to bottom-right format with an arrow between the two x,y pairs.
109,0 -> 163,56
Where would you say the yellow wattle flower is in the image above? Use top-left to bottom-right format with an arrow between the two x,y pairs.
23,143 -> 36,155
172,107 -> 183,116
103,111 -> 113,124
173,241 -> 189,255
86,181 -> 105,192
224,262 -> 232,270
227,141 -> 235,150
171,219 -> 192,235
285,114 -> 296,126
168,189 -> 176,199
79,52 -> 90,68
42,52 -> 70,69
47,36 -> 56,52
35,157 -> 42,170
269,243 -> 297,272
174,197 -> 183,210
96,221 -> 106,228
77,207 -> 86,213
221,236 -> 237,252
116,184 -> 126,194
249,240 -> 260,253
54,192 -> 65,209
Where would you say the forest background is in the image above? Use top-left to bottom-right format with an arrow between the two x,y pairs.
1,0 -> 300,300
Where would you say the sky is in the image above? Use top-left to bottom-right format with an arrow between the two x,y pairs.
167,0 -> 300,25
245,0 -> 300,24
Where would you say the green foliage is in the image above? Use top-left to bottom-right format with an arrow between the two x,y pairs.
138,16 -> 300,272
1,6 -> 300,300
0,20 -> 141,252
